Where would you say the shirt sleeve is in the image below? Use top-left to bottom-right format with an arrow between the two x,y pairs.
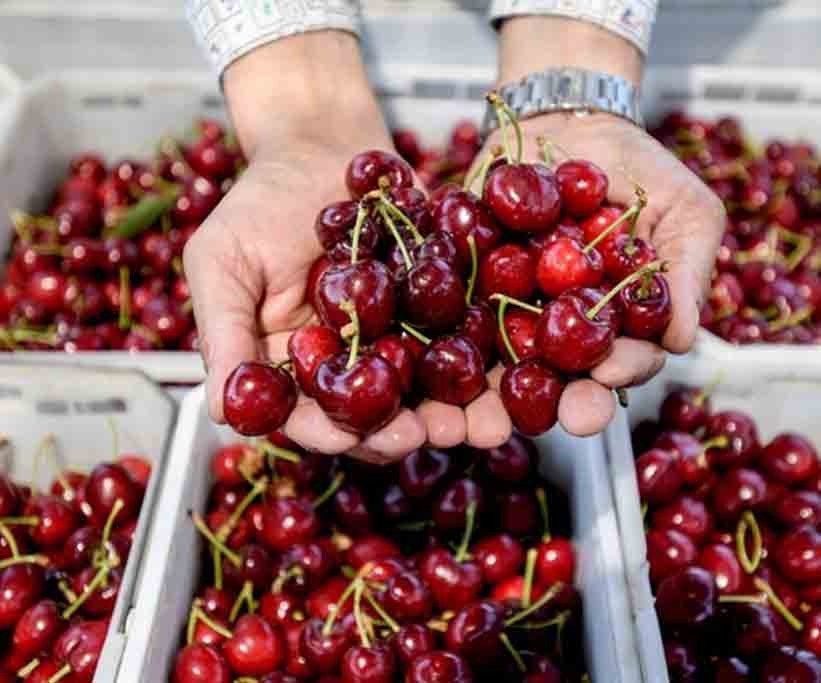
186,0 -> 362,76
487,0 -> 659,56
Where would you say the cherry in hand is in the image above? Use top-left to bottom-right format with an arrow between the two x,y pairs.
223,362 -> 297,436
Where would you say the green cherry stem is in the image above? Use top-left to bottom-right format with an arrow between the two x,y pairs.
63,563 -> 110,619
312,472 -> 345,510
736,510 -> 763,574
101,499 -> 125,552
323,573 -> 365,636
229,581 -> 258,622
0,523 -> 19,559
488,93 -> 514,165
364,588 -> 400,633
488,92 -> 524,164
504,582 -> 564,628
211,544 -> 224,590
587,261 -> 667,321
489,293 -> 544,365
340,300 -> 361,370
353,581 -> 371,648
382,198 -> 424,246
17,658 -> 40,678
349,204 -> 370,265
718,594 -> 765,605
399,321 -> 432,346
582,201 -> 642,255
499,632 -> 527,673
465,235 -> 479,306
0,554 -> 49,571
465,147 -> 501,197
522,548 -> 537,609
454,501 -> 478,563
0,515 -> 39,526
46,664 -> 72,683
536,488 -> 551,542
754,577 -> 803,631
377,204 -> 413,271
191,511 -> 241,568
219,477 -> 268,542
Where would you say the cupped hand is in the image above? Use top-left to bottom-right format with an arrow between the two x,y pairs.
477,112 -> 725,435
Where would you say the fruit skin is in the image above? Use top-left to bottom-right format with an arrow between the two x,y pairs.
760,646 -> 821,683
345,150 -> 413,199
287,325 -> 344,397
536,237 -> 604,298
555,160 -> 608,217
654,566 -> 716,628
432,191 -> 502,265
758,433 -> 819,485
222,614 -> 286,676
500,359 -> 563,436
223,362 -> 297,436
341,643 -> 396,683
483,164 -> 561,232
83,462 -> 143,528
399,259 -> 466,332
173,644 -> 232,683
404,651 -> 474,683
260,498 -> 321,552
417,336 -> 487,406
479,243 -> 537,301
776,525 -> 821,584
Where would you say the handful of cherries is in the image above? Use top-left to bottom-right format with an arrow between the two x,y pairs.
0,435 -> 151,682
0,118 -> 244,352
171,433 -> 585,683
224,95 -> 673,439
633,383 -> 821,681
654,112 -> 821,345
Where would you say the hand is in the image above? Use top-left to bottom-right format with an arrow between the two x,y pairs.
478,111 -> 725,435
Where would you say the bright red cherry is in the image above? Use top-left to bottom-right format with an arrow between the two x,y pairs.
83,462 -> 142,528
647,528 -> 697,583
479,243 -> 537,300
581,206 -> 629,252
618,272 -> 672,340
260,498 -> 320,552
12,599 -> 64,658
536,236 -> 603,298
601,234 -> 657,283
758,433 -> 819,485
173,644 -> 231,683
223,362 -> 297,436
472,533 -> 524,584
555,160 -> 608,217
535,537 -> 575,586
483,163 -> 561,232
496,308 -> 539,365
287,325 -> 344,396
222,614 -> 286,676
420,548 -> 483,612
704,411 -> 761,469
651,496 -> 713,545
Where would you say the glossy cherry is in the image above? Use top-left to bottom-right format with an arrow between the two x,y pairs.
444,600 -> 505,666
260,498 -> 320,552
223,362 -> 297,436
340,643 -> 396,683
399,258 -> 466,331
432,191 -> 502,264
345,150 -> 413,199
704,411 -> 761,469
483,163 -> 561,232
636,448 -> 682,505
404,651 -> 474,683
658,384 -> 713,434
417,335 -> 486,406
173,644 -> 232,683
500,359 -> 563,436
759,433 -> 819,485
646,528 -> 697,583
222,614 -> 286,676
654,566 -> 716,627
83,462 -> 142,528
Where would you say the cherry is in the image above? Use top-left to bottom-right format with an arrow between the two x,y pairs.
433,478 -> 483,531
472,533 -> 523,585
498,489 -> 540,536
497,307 -> 539,364
287,325 -> 344,396
346,536 -> 400,569
341,643 -> 396,683
392,623 -> 437,666
381,483 -> 412,522
776,525 -> 821,584
260,591 -> 302,626
140,295 -> 191,344
482,435 -> 536,483
760,646 -> 821,683
698,543 -> 743,594
210,444 -> 259,487
223,362 -> 297,436
222,614 -> 286,676
226,544 -> 275,591
383,570 -> 434,621
419,548 -> 482,611
432,191 -> 502,264
479,243 -> 537,300
0,475 -> 20,516
413,233 -> 462,274
12,599 -> 64,658
635,448 -> 682,505
372,334 -> 415,395
173,644 -> 232,683
659,387 -> 712,433
27,270 -> 68,314
581,206 -> 629,252
191,612 -> 231,648
345,150 -> 413,199
715,657 -> 752,683
444,600 -> 504,666
601,233 -> 657,283
651,496 -> 713,545
299,615 -> 354,674
405,651 -> 474,683
654,566 -> 716,627
284,620 -> 316,679
646,528 -> 697,583
555,160 -> 608,217
62,526 -> 102,570
664,641 -> 700,683
802,609 -> 821,656
54,619 -> 109,683
314,352 -> 402,434
618,272 -> 672,340
53,199 -> 100,239
70,153 -> 106,182
83,462 -> 142,528
400,258 -> 466,331
306,577 -> 348,620
333,484 -> 373,536
209,483 -> 245,512
417,335 -> 486,406
704,411 -> 761,469
461,303 -> 497,367
71,566 -> 122,616
187,138 -> 236,179
318,260 -> 396,342
535,537 -> 575,586
652,431 -> 712,487
172,176 -> 221,225
536,236 -> 604,297
399,448 -> 453,499
759,434 -> 819,485
773,491 -> 821,528
711,468 -> 767,524
500,359 -> 563,436
483,163 -> 561,232
260,498 -> 320,552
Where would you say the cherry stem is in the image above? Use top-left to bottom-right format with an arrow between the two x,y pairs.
382,198 -> 424,246
10,210 -> 33,243
454,501 -> 478,563
353,581 -> 371,648
58,580 -> 77,603
259,441 -> 301,465
504,582 -> 564,628
0,523 -> 19,558
399,321 -> 432,346
219,477 -> 268,542
754,578 -> 804,631
313,472 -> 345,510
340,300 -> 361,370
364,588 -> 400,633
0,516 -> 38,527
17,659 -> 40,678
694,375 -> 722,407
509,610 -> 572,631
349,204 -> 369,265
465,235 -> 479,306
499,632 -> 527,673
47,664 -> 72,683
489,94 -> 514,165
735,510 -> 763,574
229,581 -> 257,622
522,548 -> 537,608
493,295 -> 518,365
0,554 -> 48,570
701,435 -> 728,452
587,260 -> 666,321
211,544 -> 223,590
536,488 -> 551,542
488,92 -> 524,164
582,203 -> 641,255
272,566 -> 304,595
118,267 -> 131,330
323,573 -> 364,636
101,499 -> 125,553
191,511 -> 241,568
63,562 -> 110,619
186,600 -> 201,645
769,306 -> 814,332
718,594 -> 765,605
489,293 -> 544,316
465,148 -> 501,197
377,204 -> 413,271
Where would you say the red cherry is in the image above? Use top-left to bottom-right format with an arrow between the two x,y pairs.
651,496 -> 713,545
483,164 -> 561,232
758,433 -> 819,485
555,160 -> 608,217
697,544 -> 743,594
187,138 -> 236,179
432,478 -> 483,531
636,448 -> 682,505
483,435 -> 536,483
479,243 -> 537,300
659,387 -> 712,433
760,646 -> 821,682
54,619 -> 109,683
392,623 -> 437,667
420,548 -> 483,611
398,448 -> 453,499
472,534 -> 524,584
372,334 -> 416,395
287,325 -> 344,396
299,615 -> 354,674
500,359 -> 563,436
432,191 -> 502,265
341,643 -> 396,683
71,566 -> 122,616
223,362 -> 297,436
399,259 -> 466,332
417,336 -> 486,406
618,272 -> 672,340
260,498 -> 320,552
117,455 -> 152,487
655,566 -> 715,627
773,491 -> 821,528
711,468 -> 767,524
12,599 -> 64,659
581,206 -> 629,252
383,570 -> 435,621
172,176 -> 221,225
600,233 -> 657,283
83,462 -> 142,528
704,411 -> 761,469
461,303 -> 497,367
173,644 -> 232,683
776,525 -> 821,584
652,431 -> 711,488
346,536 -> 400,569
801,609 -> 821,656
222,614 -> 286,676
444,600 -> 505,666
647,529 -> 697,583
345,150 -> 413,199
536,236 -> 603,297
405,651 -> 474,683
535,538 -> 575,586
496,308 -> 539,365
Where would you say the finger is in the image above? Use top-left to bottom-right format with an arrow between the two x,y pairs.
465,390 -> 513,449
183,227 -> 261,423
590,337 -> 666,388
661,263 -> 703,354
558,379 -> 616,436
487,365 -> 506,392
283,401 -> 359,455
417,401 -> 467,449
346,445 -> 399,466
361,409 -> 427,460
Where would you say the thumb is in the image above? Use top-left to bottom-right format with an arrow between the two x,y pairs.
183,229 -> 262,423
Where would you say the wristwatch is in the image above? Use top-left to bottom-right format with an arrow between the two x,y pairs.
481,67 -> 644,138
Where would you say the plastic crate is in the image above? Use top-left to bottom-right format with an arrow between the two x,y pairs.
0,362 -> 176,683
604,353 -> 821,682
119,385 -> 643,683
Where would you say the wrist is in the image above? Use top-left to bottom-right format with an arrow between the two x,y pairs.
224,31 -> 388,160
497,16 -> 643,89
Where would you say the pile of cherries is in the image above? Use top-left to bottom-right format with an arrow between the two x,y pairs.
0,118 -> 243,352
633,384 -> 821,681
0,437 -> 151,682
653,112 -> 821,345
172,433 -> 585,683
224,96 -> 673,439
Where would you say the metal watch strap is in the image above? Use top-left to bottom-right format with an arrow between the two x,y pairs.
481,67 -> 643,137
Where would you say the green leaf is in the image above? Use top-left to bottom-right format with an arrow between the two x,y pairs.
110,188 -> 179,239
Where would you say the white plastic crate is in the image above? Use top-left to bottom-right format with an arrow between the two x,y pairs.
0,362 -> 176,683
119,385 -> 643,683
604,353 -> 821,682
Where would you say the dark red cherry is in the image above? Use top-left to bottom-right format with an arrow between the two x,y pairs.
444,600 -> 505,666
0,564 -> 45,628
555,160 -> 608,217
392,623 -> 437,666
340,643 -> 396,683
0,475 -> 20,516
635,448 -> 682,505
801,608 -> 821,657
260,498 -> 320,552
655,566 -> 715,627
25,495 -> 79,547
313,352 -> 402,435
651,496 -> 713,545
12,599 -> 64,658
383,570 -> 434,621
472,533 -> 524,584
53,199 -> 100,240
432,478 -> 483,531
405,651 -> 474,683
776,525 -> 821,584
711,468 -> 767,524
500,359 -> 563,436
432,191 -> 502,264
187,138 -> 236,179
760,646 -> 821,683
720,602 -> 794,660
399,259 -> 466,332
83,462 -> 142,528
346,150 -> 413,199
618,272 -> 673,340
652,431 -> 711,488
664,641 -> 700,683
483,163 -> 561,232
483,435 -> 536,483
496,308 -> 539,365
172,176 -> 221,225
659,387 -> 712,432
773,491 -> 821,528
759,433 -> 819,485
72,566 -> 122,616
223,614 -> 286,676
697,543 -> 743,594
498,489 -> 540,536
223,362 -> 297,436
461,303 -> 496,367
536,236 -> 604,298
479,244 -> 536,300
647,528 -> 697,583
413,233 -> 463,273
372,334 -> 415,395
704,412 -> 761,469
299,616 -> 354,674
399,448 -> 452,499
419,548 -> 483,611
418,336 -> 486,406
346,535 -> 400,569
